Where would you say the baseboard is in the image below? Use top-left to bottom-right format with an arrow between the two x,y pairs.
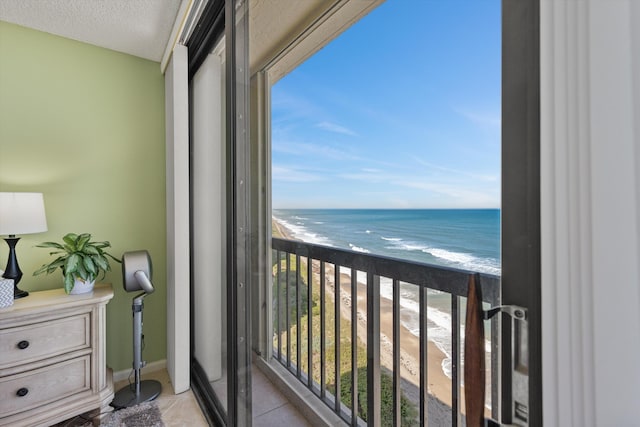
112,359 -> 167,384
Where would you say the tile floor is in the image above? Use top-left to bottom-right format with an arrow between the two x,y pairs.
135,366 -> 311,426
56,365 -> 313,426
251,365 -> 312,426
120,369 -> 209,427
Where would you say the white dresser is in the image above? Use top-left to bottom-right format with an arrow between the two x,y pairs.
0,284 -> 114,427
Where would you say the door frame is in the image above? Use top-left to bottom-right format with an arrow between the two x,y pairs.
187,0 -> 252,425
502,0 -> 541,425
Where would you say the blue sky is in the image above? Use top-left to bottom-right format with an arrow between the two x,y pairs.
271,0 -> 501,209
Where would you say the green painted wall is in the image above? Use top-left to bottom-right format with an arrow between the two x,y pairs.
0,21 -> 167,372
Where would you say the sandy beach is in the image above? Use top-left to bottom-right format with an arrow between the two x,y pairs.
273,218 -> 460,420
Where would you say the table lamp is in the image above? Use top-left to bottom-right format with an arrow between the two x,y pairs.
0,192 -> 48,299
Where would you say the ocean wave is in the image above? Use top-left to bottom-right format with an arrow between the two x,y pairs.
349,243 -> 370,253
382,239 -> 429,252
381,237 -> 500,275
276,218 -> 333,246
424,248 -> 475,264
423,248 -> 501,275
380,232 -> 501,275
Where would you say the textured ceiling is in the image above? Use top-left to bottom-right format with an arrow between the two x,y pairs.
249,0 -> 331,72
0,0 -> 182,62
0,0 -> 373,72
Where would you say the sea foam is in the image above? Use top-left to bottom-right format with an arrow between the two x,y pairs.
379,236 -> 500,275
349,243 -> 370,253
274,216 -> 334,246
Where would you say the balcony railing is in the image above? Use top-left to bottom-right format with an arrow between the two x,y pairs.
271,237 -> 501,426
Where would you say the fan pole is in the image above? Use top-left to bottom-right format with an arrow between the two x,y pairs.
111,294 -> 162,409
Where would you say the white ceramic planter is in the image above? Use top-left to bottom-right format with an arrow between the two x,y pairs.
70,278 -> 96,295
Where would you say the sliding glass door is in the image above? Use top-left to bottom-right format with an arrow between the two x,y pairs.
188,0 -> 252,425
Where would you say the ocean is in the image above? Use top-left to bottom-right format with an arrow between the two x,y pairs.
273,209 -> 500,274
273,208 -> 500,381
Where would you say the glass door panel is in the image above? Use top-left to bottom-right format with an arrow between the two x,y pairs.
189,0 -> 252,425
192,47 -> 228,414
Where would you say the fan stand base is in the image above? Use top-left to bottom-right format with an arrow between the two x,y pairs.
111,379 -> 162,409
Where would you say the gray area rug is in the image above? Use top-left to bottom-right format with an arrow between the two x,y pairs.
102,401 -> 164,427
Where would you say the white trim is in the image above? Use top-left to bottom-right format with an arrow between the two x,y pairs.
113,359 -> 167,384
263,0 -> 384,84
540,2 -> 595,424
161,0 -> 192,74
161,0 -> 208,74
165,44 -> 191,394
541,1 -> 640,425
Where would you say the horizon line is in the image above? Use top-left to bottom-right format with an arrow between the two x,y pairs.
272,207 -> 501,210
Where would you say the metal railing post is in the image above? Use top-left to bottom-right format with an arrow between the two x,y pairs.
276,250 -> 281,361
452,295 -> 462,426
392,279 -> 401,427
366,273 -> 381,427
350,269 -> 358,425
335,265 -> 341,413
419,284 -> 429,426
320,261 -> 326,400
296,254 -> 302,378
286,254 -> 291,368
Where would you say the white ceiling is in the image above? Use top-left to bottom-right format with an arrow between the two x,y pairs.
0,0 -> 374,75
0,0 -> 183,62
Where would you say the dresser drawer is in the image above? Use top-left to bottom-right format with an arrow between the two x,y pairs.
0,314 -> 90,369
0,356 -> 90,418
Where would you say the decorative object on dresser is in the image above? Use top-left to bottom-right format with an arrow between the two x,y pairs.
33,232 -> 121,294
0,278 -> 14,308
111,250 -> 162,409
0,284 -> 114,427
0,192 -> 48,299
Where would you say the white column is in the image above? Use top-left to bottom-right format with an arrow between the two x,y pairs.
165,44 -> 190,394
541,1 -> 640,425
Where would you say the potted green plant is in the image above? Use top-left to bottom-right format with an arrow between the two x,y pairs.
34,232 -> 121,294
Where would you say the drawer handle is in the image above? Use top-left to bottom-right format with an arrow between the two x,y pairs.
17,340 -> 30,350
16,388 -> 29,397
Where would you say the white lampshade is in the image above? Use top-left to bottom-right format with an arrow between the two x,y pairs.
0,193 -> 48,236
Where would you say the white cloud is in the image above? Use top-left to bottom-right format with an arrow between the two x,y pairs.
413,157 -> 499,182
272,166 -> 325,182
394,180 -> 499,207
337,167 -> 500,208
454,107 -> 501,128
273,140 -> 361,162
315,121 -> 358,137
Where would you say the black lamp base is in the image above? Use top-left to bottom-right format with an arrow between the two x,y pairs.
3,236 -> 28,300
14,287 -> 28,299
